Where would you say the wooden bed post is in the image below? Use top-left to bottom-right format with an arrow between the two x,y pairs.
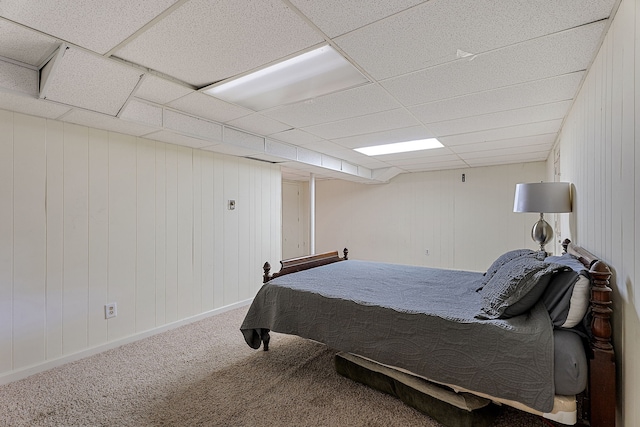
588,260 -> 615,427
563,239 -> 616,427
263,262 -> 271,283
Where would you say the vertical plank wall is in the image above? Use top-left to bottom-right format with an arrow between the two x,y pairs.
315,162 -> 547,273
553,0 -> 638,424
0,110 -> 281,381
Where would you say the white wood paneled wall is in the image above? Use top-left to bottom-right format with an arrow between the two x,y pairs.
554,0 -> 638,423
0,110 -> 281,379
315,162 -> 546,273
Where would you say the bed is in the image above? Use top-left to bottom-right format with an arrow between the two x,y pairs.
240,240 -> 615,427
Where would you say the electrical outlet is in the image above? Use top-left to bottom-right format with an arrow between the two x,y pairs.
425,249 -> 430,256
105,303 -> 117,319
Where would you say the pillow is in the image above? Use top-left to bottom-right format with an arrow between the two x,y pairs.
545,253 -> 589,273
478,249 -> 546,290
543,253 -> 591,328
553,329 -> 588,395
542,270 -> 591,328
477,257 -> 569,319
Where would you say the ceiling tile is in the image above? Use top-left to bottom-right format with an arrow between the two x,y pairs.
62,108 -> 160,136
167,92 -> 252,123
356,158 -> 391,169
119,99 -> 163,127
202,143 -> 262,158
265,139 -> 297,160
226,113 -> 291,136
322,154 -> 342,171
281,167 -> 312,181
385,152 -> 461,165
457,142 -> 553,160
369,146 -> 455,162
297,147 -> 322,166
145,129 -> 221,149
0,0 -> 179,54
332,125 -> 434,149
0,19 -> 58,66
336,0 -> 614,80
427,100 -> 572,137
333,150 -> 382,169
270,128 -> 324,146
303,108 -> 419,140
263,83 -> 401,128
409,72 -> 584,124
450,133 -> 557,154
356,168 -> 374,181
0,90 -> 71,119
399,160 -> 469,172
114,0 -> 323,86
440,119 -> 562,147
328,147 -> 361,158
224,127 -> 265,152
41,47 -> 142,116
0,59 -> 38,95
299,140 -> 346,155
163,109 -> 223,142
135,74 -> 193,105
464,151 -> 549,167
289,0 -> 425,37
318,147 -> 369,163
381,21 -> 606,106
281,161 -> 348,180
341,161 -> 358,175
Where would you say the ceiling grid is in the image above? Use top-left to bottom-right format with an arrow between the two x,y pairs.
0,0 -> 618,182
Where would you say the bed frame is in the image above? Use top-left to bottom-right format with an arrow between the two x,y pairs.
261,241 -> 615,427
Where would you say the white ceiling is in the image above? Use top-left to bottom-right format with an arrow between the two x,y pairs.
0,0 -> 619,183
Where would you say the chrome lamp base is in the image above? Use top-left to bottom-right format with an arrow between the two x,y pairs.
531,213 -> 553,252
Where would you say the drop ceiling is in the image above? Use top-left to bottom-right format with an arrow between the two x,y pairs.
0,0 -> 619,183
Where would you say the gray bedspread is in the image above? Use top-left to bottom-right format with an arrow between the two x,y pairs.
240,260 -> 554,412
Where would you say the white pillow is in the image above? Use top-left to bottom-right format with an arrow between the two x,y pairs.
561,274 -> 590,328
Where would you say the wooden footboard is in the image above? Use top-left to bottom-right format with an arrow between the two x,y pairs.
262,248 -> 348,283
563,239 -> 616,427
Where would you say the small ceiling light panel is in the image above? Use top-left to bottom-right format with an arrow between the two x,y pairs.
355,138 -> 443,156
202,45 -> 369,111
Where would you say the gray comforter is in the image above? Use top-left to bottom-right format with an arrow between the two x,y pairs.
241,260 -> 554,412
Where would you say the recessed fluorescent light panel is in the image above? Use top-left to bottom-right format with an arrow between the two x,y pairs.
355,139 -> 444,156
201,45 -> 369,111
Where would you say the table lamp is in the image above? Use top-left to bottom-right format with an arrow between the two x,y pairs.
513,182 -> 572,252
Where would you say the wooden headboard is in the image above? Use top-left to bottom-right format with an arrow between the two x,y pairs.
562,239 -> 616,427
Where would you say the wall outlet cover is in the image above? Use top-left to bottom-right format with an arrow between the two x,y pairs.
105,302 -> 117,319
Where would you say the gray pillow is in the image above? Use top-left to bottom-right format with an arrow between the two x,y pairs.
542,269 -> 591,328
545,253 -> 588,273
478,257 -> 569,319
479,249 -> 546,290
553,329 -> 588,395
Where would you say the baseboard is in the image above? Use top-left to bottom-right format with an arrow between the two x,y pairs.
0,299 -> 253,386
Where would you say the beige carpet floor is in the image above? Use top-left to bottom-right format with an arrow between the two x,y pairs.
0,306 -> 550,426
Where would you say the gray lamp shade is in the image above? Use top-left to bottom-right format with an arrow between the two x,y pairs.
513,182 -> 572,213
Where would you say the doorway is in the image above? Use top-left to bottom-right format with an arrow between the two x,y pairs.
282,180 -> 307,259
